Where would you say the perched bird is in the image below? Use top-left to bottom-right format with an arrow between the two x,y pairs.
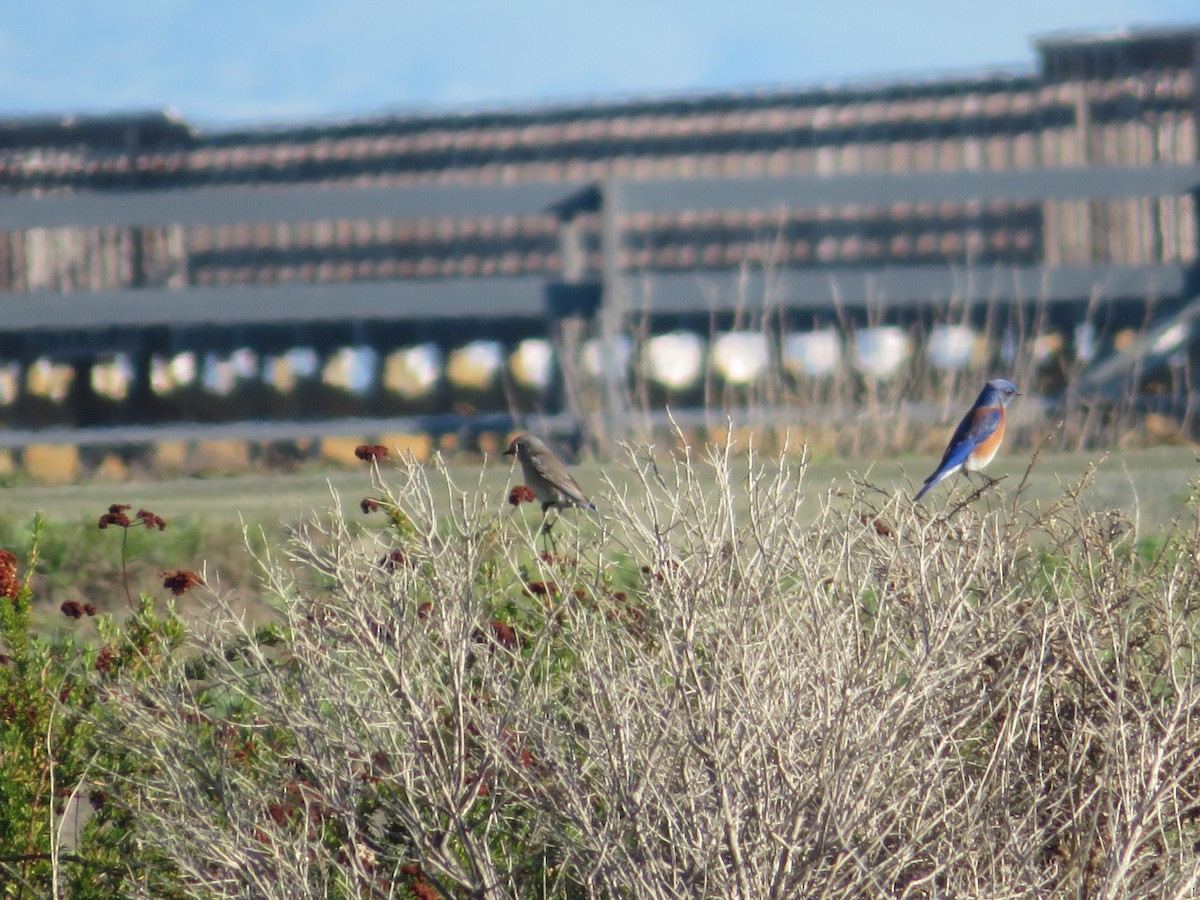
914,378 -> 1021,501
504,432 -> 596,520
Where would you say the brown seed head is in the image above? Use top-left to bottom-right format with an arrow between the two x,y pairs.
508,484 -> 537,506
354,443 -> 389,462
98,510 -> 131,529
95,646 -> 115,673
488,620 -> 518,649
136,509 -> 167,531
379,549 -> 407,572
0,549 -> 19,601
162,569 -> 205,596
860,513 -> 894,538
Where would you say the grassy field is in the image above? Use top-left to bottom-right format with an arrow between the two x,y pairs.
1,443 -> 1196,526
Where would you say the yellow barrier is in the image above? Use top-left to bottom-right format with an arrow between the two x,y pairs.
190,439 -> 252,473
379,432 -> 433,463
319,436 -> 367,466
22,444 -> 81,484
151,440 -> 189,476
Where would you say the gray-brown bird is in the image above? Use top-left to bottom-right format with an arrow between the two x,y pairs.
504,432 -> 596,520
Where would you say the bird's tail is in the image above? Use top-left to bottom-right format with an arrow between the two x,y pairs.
913,476 -> 937,502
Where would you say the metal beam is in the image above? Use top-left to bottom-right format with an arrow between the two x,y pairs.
0,263 -> 1183,333
616,165 -> 1200,214
0,276 -> 549,331
0,182 -> 585,230
8,165 -> 1199,233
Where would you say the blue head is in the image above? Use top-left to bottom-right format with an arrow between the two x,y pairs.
977,378 -> 1021,408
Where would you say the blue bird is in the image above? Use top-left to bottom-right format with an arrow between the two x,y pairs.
914,378 -> 1021,501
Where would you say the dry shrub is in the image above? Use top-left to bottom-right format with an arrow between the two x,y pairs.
92,441 -> 1200,897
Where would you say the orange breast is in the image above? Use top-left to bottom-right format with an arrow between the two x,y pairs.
965,415 -> 1005,471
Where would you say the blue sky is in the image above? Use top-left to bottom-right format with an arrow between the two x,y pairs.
3,1 -> 1198,127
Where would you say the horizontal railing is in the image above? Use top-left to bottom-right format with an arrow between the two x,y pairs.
3,262 -> 1178,334
608,164 -> 1200,212
7,165 -> 1199,232
0,163 -> 1195,454
0,181 -> 584,229
0,276 -> 550,331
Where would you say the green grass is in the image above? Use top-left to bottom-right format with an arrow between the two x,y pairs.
1,443 -> 1194,524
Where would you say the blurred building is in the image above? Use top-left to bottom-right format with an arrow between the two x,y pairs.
0,24 -> 1197,440
2,26 -> 1196,292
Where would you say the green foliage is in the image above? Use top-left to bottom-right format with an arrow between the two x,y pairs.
0,511 -> 268,622
0,512 -> 197,898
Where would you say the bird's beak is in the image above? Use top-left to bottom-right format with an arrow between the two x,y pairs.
503,447 -> 515,457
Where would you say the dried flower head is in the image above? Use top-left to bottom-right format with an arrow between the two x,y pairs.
162,569 -> 205,596
354,444 -> 389,462
524,580 -> 559,598
98,509 -> 131,529
860,513 -> 894,538
266,801 -> 295,827
61,600 -> 84,620
488,620 -> 518,650
360,497 -> 382,514
136,509 -> 167,531
83,602 -> 98,617
379,549 -> 407,572
99,504 -> 167,530
508,485 -> 537,506
401,864 -> 438,900
0,549 -> 19,601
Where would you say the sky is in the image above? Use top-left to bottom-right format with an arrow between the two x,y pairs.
3,1 -> 1198,129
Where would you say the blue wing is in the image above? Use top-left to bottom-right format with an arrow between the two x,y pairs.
915,407 -> 1001,499
940,407 -> 1001,468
